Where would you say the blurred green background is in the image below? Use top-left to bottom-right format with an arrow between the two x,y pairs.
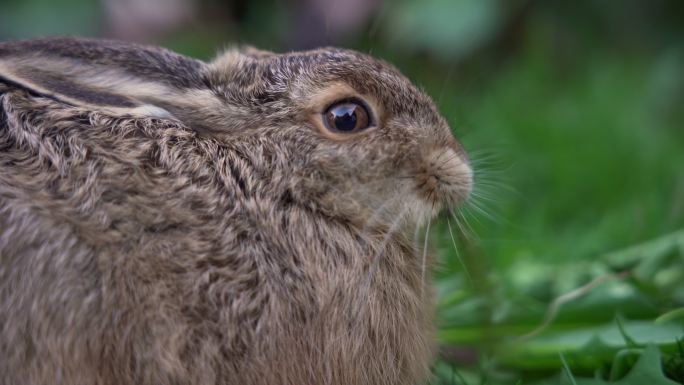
2,0 -> 683,383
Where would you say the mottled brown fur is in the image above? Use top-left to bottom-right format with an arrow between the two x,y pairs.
0,37 -> 471,385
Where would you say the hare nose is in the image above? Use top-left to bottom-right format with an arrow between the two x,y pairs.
436,147 -> 472,196
415,147 -> 472,209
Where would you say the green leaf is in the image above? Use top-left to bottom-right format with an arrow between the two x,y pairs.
612,345 -> 679,385
603,229 -> 684,273
531,345 -> 679,385
615,316 -> 640,348
559,352 -> 579,385
655,308 -> 684,325
495,320 -> 683,369
608,349 -> 642,381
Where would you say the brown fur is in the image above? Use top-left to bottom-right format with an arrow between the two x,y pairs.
0,37 -> 472,385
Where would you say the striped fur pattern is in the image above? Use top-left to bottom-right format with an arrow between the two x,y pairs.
0,37 -> 472,385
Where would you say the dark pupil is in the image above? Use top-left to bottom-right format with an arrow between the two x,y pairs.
331,105 -> 358,131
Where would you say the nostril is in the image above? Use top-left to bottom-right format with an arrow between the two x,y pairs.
414,147 -> 473,207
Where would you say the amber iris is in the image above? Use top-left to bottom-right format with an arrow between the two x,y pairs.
324,100 -> 370,133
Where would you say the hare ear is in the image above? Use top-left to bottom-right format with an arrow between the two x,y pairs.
0,37 -> 210,119
206,46 -> 274,86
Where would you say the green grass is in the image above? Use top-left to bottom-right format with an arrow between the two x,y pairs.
412,22 -> 684,385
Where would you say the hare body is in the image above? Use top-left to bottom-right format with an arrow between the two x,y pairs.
0,38 -> 471,385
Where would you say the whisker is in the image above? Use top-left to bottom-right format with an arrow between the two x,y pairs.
447,217 -> 472,284
465,149 -> 508,162
450,210 -> 468,235
356,206 -> 411,314
452,210 -> 475,241
468,192 -> 500,205
465,192 -> 513,227
466,159 -> 506,170
471,181 -> 501,197
437,63 -> 456,106
420,215 -> 432,298
465,199 -> 498,223
472,179 -> 516,193
461,204 -> 489,229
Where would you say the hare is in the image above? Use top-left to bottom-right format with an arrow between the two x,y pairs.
0,37 -> 472,385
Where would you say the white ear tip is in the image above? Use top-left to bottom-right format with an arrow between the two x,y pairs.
130,105 -> 173,119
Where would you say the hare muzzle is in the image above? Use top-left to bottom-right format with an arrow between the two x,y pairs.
414,146 -> 473,212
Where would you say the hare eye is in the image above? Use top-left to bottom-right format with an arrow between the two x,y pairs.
323,100 -> 371,133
